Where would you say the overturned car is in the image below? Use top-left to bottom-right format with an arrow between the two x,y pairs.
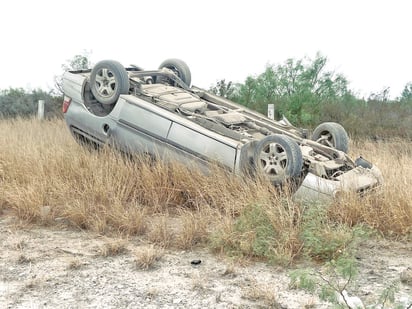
62,59 -> 383,200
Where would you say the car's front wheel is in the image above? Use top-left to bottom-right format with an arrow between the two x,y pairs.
312,122 -> 349,153
90,60 -> 130,105
159,59 -> 191,87
253,135 -> 303,186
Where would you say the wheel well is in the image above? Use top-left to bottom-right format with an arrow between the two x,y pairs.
83,81 -> 115,117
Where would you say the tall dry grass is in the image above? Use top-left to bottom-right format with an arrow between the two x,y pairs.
0,118 -> 411,263
328,138 -> 412,236
0,118 -> 275,232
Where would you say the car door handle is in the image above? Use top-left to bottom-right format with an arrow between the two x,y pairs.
103,124 -> 111,136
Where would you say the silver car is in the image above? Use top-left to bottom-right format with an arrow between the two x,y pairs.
62,59 -> 383,200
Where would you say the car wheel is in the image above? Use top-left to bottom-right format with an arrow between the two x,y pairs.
253,135 -> 303,186
159,59 -> 191,86
90,60 -> 130,105
312,122 -> 349,153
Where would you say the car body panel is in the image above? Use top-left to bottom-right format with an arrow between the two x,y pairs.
107,94 -> 240,170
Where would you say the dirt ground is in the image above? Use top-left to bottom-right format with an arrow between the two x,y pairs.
1,215 -> 411,309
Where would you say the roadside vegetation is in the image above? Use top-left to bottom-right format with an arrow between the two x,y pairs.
0,118 -> 410,261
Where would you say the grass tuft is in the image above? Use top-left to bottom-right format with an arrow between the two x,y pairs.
98,239 -> 128,257
134,245 -> 163,270
242,281 -> 282,308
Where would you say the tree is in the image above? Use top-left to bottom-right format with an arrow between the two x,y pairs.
233,76 -> 258,109
231,53 -> 353,125
399,82 -> 412,104
54,50 -> 92,94
209,79 -> 236,99
367,87 -> 391,103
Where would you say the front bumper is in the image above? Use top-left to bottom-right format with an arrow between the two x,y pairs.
294,165 -> 383,202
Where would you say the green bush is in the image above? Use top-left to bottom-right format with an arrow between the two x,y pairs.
0,88 -> 62,119
300,204 -> 355,261
209,203 -> 278,259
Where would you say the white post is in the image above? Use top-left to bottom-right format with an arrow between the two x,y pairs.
267,104 -> 275,120
37,100 -> 45,120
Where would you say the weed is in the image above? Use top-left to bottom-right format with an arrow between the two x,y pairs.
134,245 -> 163,270
191,273 -> 205,291
17,254 -> 33,264
147,216 -> 173,248
222,263 -> 237,278
289,255 -> 358,305
67,258 -> 83,270
146,287 -> 159,299
289,255 -> 408,308
14,239 -> 26,250
209,203 -> 273,258
24,279 -> 40,290
99,240 -> 128,257
379,280 -> 400,308
300,203 -> 358,261
175,210 -> 208,250
242,281 -> 281,308
210,200 -> 302,265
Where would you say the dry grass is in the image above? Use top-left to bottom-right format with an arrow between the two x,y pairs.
17,254 -> 33,264
147,216 -> 174,247
134,245 -> 163,270
222,262 -> 237,278
174,210 -> 210,249
98,239 -> 128,257
145,287 -> 159,299
0,117 -> 276,232
0,118 -> 411,264
67,258 -> 83,270
242,281 -> 281,308
329,138 -> 412,237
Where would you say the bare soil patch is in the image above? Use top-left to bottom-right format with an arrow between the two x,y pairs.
1,215 -> 411,308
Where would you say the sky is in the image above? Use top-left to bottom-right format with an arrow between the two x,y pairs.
1,0 -> 411,99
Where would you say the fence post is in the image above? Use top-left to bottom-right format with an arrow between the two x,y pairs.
267,104 -> 275,120
37,100 -> 45,120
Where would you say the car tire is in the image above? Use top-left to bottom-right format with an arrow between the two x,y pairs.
159,59 -> 191,86
253,134 -> 303,186
90,60 -> 130,105
312,122 -> 349,153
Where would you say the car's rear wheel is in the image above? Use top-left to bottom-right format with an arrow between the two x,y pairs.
159,59 -> 191,86
312,122 -> 349,153
90,60 -> 130,105
253,135 -> 303,186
